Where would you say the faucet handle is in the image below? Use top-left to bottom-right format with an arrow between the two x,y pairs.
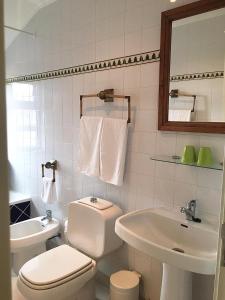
46,210 -> 52,221
180,207 -> 186,213
187,199 -> 196,209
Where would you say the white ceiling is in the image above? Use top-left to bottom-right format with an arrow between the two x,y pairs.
4,0 -> 57,48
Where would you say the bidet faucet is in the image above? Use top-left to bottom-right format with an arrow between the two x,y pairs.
180,200 -> 201,223
41,210 -> 52,222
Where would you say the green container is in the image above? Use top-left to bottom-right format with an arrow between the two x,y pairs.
181,145 -> 197,164
197,147 -> 213,167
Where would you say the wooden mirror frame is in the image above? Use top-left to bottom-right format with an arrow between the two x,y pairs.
158,0 -> 225,133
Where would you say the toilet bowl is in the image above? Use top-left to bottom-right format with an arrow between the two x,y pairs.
11,216 -> 59,274
17,197 -> 123,300
17,245 -> 96,300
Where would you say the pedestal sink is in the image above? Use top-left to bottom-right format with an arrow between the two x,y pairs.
115,208 -> 218,300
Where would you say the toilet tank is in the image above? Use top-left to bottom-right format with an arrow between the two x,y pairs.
67,197 -> 123,259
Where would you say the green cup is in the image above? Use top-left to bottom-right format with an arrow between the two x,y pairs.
181,145 -> 197,164
197,147 -> 213,167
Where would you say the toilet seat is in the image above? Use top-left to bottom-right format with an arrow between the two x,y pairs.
19,244 -> 96,290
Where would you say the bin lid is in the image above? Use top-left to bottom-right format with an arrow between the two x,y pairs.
110,270 -> 139,292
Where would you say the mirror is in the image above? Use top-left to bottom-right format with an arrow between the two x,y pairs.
158,0 -> 225,133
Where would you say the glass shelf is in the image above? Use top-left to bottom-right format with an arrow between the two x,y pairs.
151,155 -> 223,171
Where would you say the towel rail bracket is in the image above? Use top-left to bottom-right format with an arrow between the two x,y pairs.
80,89 -> 131,123
169,89 -> 197,112
98,89 -> 114,102
41,160 -> 57,182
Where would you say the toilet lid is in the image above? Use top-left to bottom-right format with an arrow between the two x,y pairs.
20,245 -> 93,286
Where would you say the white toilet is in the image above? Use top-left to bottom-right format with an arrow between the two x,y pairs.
17,197 -> 123,300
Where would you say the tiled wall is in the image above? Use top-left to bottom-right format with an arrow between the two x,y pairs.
5,0 -> 225,299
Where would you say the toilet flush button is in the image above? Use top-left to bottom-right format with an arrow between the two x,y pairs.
90,197 -> 97,203
79,197 -> 113,210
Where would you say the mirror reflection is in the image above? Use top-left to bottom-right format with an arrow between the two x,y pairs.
169,8 -> 225,122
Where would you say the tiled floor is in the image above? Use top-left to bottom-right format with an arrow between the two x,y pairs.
96,282 -> 110,300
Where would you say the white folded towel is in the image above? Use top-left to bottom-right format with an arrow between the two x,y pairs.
168,109 -> 192,121
100,118 -> 128,186
41,177 -> 54,203
79,116 -> 103,177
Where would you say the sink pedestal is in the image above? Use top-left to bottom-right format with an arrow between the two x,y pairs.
160,264 -> 192,300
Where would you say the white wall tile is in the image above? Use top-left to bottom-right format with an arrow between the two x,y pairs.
156,132 -> 177,156
109,14 -> 125,38
109,35 -> 125,58
96,19 -> 109,43
197,168 -> 223,190
141,26 -> 161,52
175,165 -> 197,185
95,39 -> 110,61
135,110 -> 157,132
125,5 -> 142,33
125,30 -> 142,56
136,132 -> 156,155
173,182 -> 197,208
130,153 -> 155,177
140,62 -> 160,87
196,187 -> 221,216
155,161 -> 175,180
109,0 -> 126,15
139,85 -> 158,111
155,178 -> 174,208
124,65 -> 140,89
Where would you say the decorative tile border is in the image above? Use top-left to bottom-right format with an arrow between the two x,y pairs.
10,201 -> 31,224
170,71 -> 224,82
6,50 -> 160,84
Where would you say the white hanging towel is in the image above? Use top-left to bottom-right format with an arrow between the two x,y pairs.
168,109 -> 192,122
100,117 -> 128,186
41,177 -> 54,203
79,116 -> 103,177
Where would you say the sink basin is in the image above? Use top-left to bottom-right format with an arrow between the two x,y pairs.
115,208 -> 219,300
115,207 -> 218,274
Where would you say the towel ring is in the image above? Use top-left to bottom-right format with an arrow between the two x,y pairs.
169,89 -> 197,112
80,89 -> 131,123
41,160 -> 57,182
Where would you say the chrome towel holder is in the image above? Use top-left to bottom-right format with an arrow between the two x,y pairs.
41,160 -> 57,182
80,89 -> 131,123
169,89 -> 197,112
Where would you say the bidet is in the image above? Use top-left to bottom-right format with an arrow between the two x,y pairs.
10,216 -> 59,274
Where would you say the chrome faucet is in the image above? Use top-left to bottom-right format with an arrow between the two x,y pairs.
180,200 -> 201,222
41,210 -> 52,222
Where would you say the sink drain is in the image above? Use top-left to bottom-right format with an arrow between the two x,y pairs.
172,247 -> 185,253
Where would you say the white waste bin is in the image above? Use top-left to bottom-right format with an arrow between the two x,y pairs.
110,270 -> 140,300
